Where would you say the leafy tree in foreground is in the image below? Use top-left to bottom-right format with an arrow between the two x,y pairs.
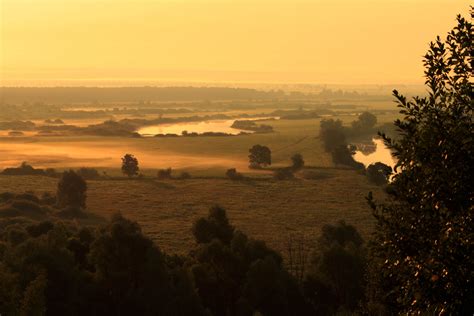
248,145 -> 271,169
121,154 -> 139,178
367,10 -> 473,315
57,170 -> 87,209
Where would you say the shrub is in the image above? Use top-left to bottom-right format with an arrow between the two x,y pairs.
226,168 -> 244,180
273,168 -> 295,180
57,170 -> 87,209
157,168 -> 173,179
291,153 -> 305,171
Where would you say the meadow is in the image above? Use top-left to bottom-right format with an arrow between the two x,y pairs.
0,105 -> 395,256
0,169 -> 384,256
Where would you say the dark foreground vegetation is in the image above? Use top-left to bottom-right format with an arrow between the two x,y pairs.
0,9 -> 472,316
0,181 -> 367,315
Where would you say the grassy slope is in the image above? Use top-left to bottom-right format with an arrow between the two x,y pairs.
0,171 -> 384,256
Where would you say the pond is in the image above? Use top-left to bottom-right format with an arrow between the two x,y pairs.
137,117 -> 277,136
353,138 -> 396,168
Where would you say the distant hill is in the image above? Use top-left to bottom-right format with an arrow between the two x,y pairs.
0,87 -> 285,104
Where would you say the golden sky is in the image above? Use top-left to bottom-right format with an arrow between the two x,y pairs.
0,0 -> 471,85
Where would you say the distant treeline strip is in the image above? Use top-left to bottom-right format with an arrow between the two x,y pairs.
0,87 -> 285,104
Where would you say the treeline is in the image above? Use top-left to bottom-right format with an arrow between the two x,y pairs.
0,87 -> 392,105
0,87 -> 285,104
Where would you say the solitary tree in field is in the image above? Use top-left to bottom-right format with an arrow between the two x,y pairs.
121,154 -> 139,178
57,170 -> 87,209
248,145 -> 271,168
291,153 -> 305,171
367,10 -> 473,315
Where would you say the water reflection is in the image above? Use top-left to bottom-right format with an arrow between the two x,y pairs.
353,138 -> 396,168
137,117 -> 276,136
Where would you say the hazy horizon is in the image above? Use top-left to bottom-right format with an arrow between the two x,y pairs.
1,0 -> 471,86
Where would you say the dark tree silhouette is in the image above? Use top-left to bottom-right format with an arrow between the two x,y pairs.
319,119 -> 346,152
304,221 -> 366,314
291,153 -> 305,171
248,145 -> 271,169
190,206 -> 311,315
121,154 -> 139,178
192,205 -> 234,244
226,168 -> 244,180
367,10 -> 473,315
331,145 -> 364,169
351,111 -> 377,131
157,168 -> 172,179
57,170 -> 87,209
366,162 -> 392,185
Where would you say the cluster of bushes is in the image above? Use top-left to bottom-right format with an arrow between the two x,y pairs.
157,168 -> 173,179
0,187 -> 369,315
157,168 -> 191,180
1,162 -> 50,176
0,163 -> 102,181
0,169 -> 88,224
0,192 -> 55,219
273,154 -> 305,180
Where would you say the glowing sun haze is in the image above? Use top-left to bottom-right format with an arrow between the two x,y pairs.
0,0 -> 471,85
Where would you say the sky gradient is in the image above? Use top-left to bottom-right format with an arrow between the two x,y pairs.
0,0 -> 471,85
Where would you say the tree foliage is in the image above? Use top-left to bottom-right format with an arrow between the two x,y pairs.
57,170 -> 87,209
351,111 -> 377,132
319,119 -> 347,152
291,153 -> 305,171
190,206 -> 310,315
248,145 -> 271,169
366,162 -> 392,185
367,10 -> 473,315
121,154 -> 139,178
304,221 -> 367,314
